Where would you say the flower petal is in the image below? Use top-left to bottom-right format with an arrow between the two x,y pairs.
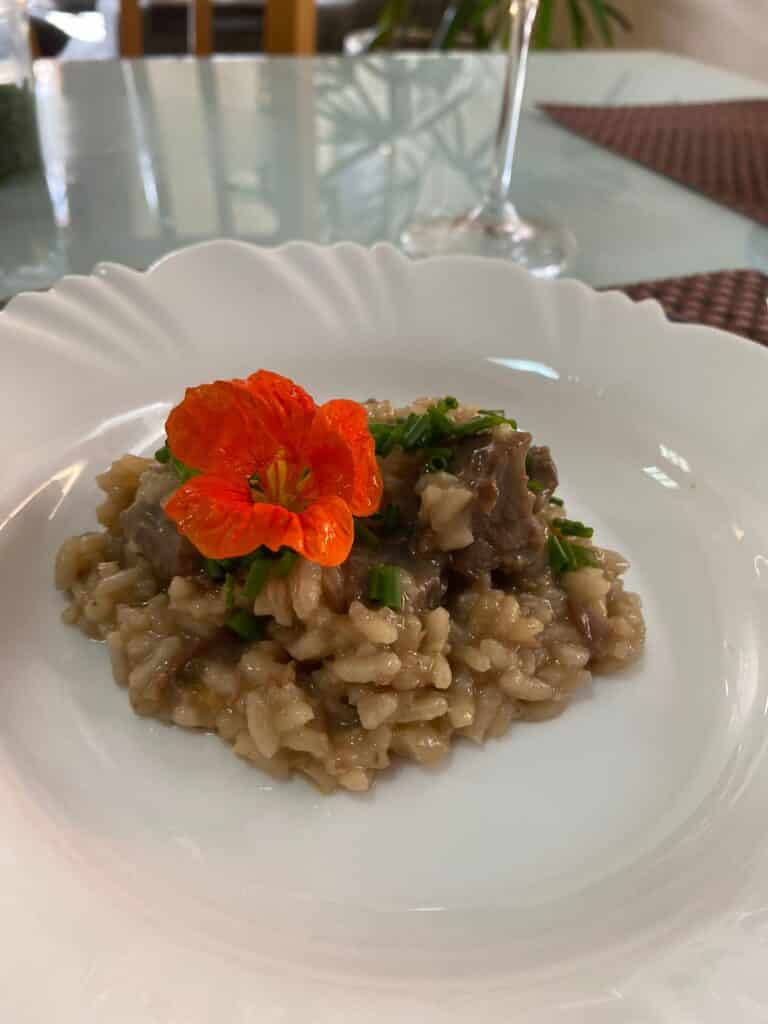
296,495 -> 354,567
166,380 -> 283,481
240,370 -> 317,461
165,474 -> 303,559
305,399 -> 383,517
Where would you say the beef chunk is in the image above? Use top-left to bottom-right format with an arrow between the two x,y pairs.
450,429 -> 548,578
335,540 -> 447,614
121,501 -> 204,583
526,445 -> 558,510
120,466 -> 203,583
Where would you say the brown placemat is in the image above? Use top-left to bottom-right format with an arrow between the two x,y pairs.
610,268 -> 768,346
541,99 -> 768,228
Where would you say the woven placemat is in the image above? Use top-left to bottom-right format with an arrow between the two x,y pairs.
541,99 -> 768,228
611,268 -> 768,346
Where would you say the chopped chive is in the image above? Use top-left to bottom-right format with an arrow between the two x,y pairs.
369,399 -> 518,457
427,405 -> 454,438
424,447 -> 453,473
370,503 -> 401,535
478,408 -> 504,416
386,417 -> 409,452
368,564 -> 402,611
243,557 -> 270,599
370,421 -> 397,457
369,423 -> 390,444
401,413 -> 432,450
224,573 -> 235,612
154,440 -> 200,484
271,548 -> 298,578
548,534 -> 570,574
570,544 -> 597,569
554,518 -> 594,539
549,496 -> 565,507
430,405 -> 454,434
453,413 -> 517,437
204,558 -> 226,581
528,480 -> 544,494
381,503 -> 401,533
548,533 -> 596,575
239,548 -> 265,568
154,444 -> 201,485
171,455 -> 201,485
355,519 -> 380,548
226,609 -> 266,642
368,567 -> 383,602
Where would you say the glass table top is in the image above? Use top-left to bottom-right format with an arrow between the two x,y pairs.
2,50 -> 768,301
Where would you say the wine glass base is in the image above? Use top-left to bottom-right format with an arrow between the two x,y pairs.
400,206 -> 573,278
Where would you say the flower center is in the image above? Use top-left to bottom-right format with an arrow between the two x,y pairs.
250,453 -> 311,511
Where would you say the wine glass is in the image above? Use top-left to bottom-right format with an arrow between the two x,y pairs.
400,0 -> 573,277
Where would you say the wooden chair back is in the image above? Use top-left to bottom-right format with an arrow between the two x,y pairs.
119,0 -> 316,58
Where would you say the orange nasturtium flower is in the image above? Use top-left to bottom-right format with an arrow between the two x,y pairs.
164,371 -> 382,567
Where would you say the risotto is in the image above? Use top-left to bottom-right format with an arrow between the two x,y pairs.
56,373 -> 645,793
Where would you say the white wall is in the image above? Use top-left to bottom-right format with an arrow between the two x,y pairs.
550,0 -> 768,83
624,0 -> 768,83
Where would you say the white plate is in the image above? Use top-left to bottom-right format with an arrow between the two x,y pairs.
1,241 -> 767,1023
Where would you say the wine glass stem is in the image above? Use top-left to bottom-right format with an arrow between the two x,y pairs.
482,0 -> 540,218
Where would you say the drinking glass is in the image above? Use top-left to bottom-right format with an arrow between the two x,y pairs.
400,0 -> 572,277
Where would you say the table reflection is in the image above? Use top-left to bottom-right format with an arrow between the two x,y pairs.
5,52 -> 761,302
4,54 -> 481,298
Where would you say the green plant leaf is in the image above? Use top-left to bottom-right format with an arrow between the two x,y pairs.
533,0 -> 555,49
473,20 -> 489,47
489,0 -> 509,46
367,28 -> 391,49
432,3 -> 458,48
437,0 -> 479,49
469,0 -> 497,47
371,0 -> 411,49
469,0 -> 499,26
602,1 -> 633,32
372,0 -> 630,52
567,0 -> 587,47
585,0 -> 614,45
